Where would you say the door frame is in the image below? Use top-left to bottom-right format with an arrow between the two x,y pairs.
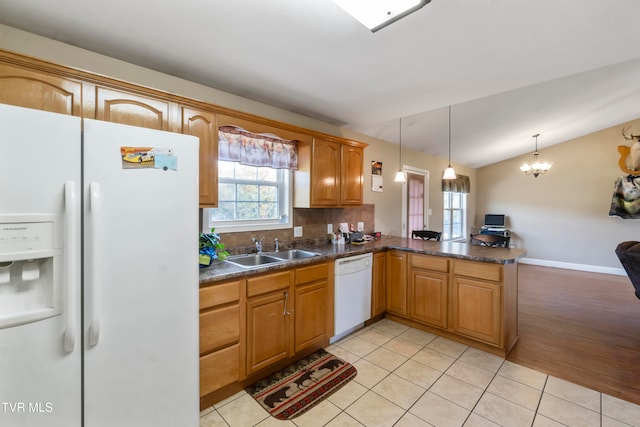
401,165 -> 430,239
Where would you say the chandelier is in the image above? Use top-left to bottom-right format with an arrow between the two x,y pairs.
520,133 -> 552,178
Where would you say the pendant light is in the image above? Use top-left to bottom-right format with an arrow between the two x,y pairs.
394,117 -> 406,183
442,105 -> 457,179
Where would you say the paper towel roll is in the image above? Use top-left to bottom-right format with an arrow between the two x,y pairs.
22,261 -> 40,281
0,262 -> 12,284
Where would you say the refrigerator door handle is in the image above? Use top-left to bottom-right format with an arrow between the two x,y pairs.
63,181 -> 77,353
88,181 -> 101,347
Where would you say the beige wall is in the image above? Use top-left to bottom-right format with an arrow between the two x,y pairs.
0,24 -> 477,240
477,124 -> 638,272
360,139 -> 476,237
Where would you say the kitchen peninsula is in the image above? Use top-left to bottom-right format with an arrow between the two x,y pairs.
198,236 -> 525,408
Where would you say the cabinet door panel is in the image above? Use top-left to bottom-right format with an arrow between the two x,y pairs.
294,281 -> 328,353
199,280 -> 240,309
246,291 -> 291,374
0,63 -> 82,115
200,304 -> 240,354
182,107 -> 218,207
386,251 -> 407,316
372,252 -> 387,317
453,277 -> 501,345
311,139 -> 340,206
410,270 -> 448,328
200,344 -> 239,397
340,145 -> 364,205
95,86 -> 170,130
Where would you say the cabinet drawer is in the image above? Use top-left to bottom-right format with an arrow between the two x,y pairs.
200,280 -> 240,309
200,343 -> 239,397
410,254 -> 449,272
199,304 -> 239,354
295,262 -> 328,285
247,271 -> 291,297
454,260 -> 502,282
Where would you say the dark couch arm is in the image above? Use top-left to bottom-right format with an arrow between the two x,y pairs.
615,241 -> 640,300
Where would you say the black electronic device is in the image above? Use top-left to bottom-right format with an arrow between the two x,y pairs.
483,214 -> 506,228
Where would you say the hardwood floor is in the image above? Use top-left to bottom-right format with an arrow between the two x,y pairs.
508,264 -> 640,405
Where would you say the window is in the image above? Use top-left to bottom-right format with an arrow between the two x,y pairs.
443,191 -> 466,241
202,160 -> 292,232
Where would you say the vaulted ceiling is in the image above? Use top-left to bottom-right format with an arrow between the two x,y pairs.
2,0 -> 640,167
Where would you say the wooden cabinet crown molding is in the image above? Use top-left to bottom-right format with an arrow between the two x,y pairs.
0,48 -> 368,148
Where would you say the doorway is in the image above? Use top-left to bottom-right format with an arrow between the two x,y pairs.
401,167 -> 429,239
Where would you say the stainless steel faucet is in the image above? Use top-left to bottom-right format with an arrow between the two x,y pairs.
252,237 -> 264,254
274,237 -> 279,252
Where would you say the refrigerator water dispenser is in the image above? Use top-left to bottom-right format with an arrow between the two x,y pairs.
0,216 -> 63,329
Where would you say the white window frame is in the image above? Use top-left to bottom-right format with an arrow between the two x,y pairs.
202,161 -> 293,233
443,191 -> 467,241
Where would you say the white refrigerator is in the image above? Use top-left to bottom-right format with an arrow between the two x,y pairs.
0,104 -> 199,426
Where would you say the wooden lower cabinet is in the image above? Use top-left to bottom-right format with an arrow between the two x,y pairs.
294,262 -> 332,353
387,253 -> 518,356
452,276 -> 501,345
200,344 -> 240,397
246,289 -> 293,374
410,270 -> 448,328
371,251 -> 387,317
386,250 -> 407,316
409,254 -> 449,328
245,271 -> 293,375
199,279 -> 243,400
451,260 -> 505,346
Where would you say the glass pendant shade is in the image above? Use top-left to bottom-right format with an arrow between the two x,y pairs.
394,170 -> 406,183
442,166 -> 457,180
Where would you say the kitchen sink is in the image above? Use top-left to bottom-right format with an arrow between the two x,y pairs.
269,249 -> 321,261
224,253 -> 283,268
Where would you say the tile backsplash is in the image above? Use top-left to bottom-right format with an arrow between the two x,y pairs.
208,204 -> 375,254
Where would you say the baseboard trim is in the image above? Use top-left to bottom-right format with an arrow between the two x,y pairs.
519,257 -> 626,276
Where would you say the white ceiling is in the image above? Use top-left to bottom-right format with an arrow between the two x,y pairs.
2,0 -> 640,167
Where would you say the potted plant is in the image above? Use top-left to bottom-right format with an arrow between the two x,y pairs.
199,227 -> 229,267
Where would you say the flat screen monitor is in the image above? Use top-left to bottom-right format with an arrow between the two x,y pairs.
484,214 -> 505,227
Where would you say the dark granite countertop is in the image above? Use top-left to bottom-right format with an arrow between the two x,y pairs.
199,236 -> 526,285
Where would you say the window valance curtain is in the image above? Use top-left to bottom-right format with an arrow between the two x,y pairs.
442,174 -> 471,193
218,125 -> 298,170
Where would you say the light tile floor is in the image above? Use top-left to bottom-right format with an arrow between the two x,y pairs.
200,319 -> 640,427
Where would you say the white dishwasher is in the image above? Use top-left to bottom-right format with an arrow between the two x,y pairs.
331,252 -> 373,343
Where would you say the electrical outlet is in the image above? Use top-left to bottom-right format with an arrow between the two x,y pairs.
327,224 -> 333,234
339,222 -> 348,232
357,222 -> 364,232
294,226 -> 303,237
428,208 -> 433,216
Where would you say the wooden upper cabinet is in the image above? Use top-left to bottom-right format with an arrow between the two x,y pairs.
341,144 -> 364,205
182,107 -> 218,207
295,137 -> 367,208
311,138 -> 341,206
94,86 -> 172,130
0,63 -> 82,116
